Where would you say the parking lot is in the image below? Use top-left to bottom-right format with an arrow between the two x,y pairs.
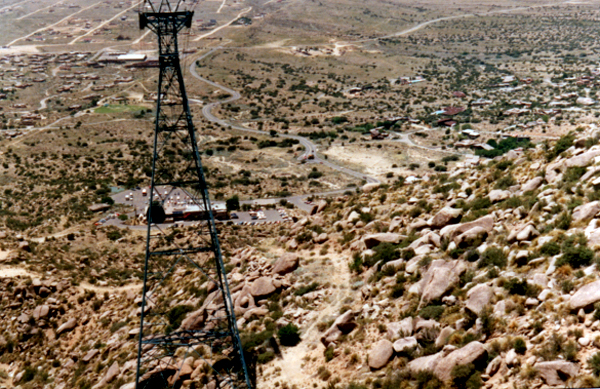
108,187 -> 292,228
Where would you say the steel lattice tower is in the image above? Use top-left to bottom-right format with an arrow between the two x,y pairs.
134,2 -> 252,388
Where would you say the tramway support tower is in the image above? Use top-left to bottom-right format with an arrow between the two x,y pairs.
134,1 -> 252,388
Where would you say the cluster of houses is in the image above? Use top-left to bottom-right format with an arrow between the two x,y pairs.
488,75 -> 533,88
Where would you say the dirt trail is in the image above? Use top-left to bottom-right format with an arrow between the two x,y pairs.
264,254 -> 354,387
0,264 -> 142,293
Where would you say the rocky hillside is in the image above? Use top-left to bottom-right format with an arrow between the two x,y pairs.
4,129 -> 600,389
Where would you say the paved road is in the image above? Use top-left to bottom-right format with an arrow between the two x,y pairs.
189,49 -> 380,185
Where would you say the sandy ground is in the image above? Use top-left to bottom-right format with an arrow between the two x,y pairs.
260,253 -> 354,388
0,45 -> 40,54
325,145 -> 392,178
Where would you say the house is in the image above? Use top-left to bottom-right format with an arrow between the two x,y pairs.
438,118 -> 457,127
462,129 -> 480,138
472,98 -> 493,107
576,97 -> 595,106
370,127 -> 389,139
453,91 -> 466,98
503,108 -> 529,116
442,107 -> 466,116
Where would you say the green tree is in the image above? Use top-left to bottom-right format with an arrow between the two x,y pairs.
226,195 -> 240,211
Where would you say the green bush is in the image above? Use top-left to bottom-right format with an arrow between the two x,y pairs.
547,133 -> 575,160
413,370 -> 444,389
241,329 -> 273,352
540,241 -> 560,256
555,211 -> 572,230
278,323 -> 301,346
419,305 -> 445,320
294,282 -> 319,296
588,352 -> 600,376
324,346 -> 335,362
514,337 -> 527,354
557,245 -> 594,268
166,305 -> 194,332
451,363 -> 482,389
257,351 -> 275,364
478,247 -> 507,269
364,243 -> 400,268
503,278 -> 539,297
494,174 -> 516,190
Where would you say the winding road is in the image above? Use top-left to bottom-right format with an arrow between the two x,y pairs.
190,48 -> 381,185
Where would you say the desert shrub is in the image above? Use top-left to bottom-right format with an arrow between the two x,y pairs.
562,166 -> 587,185
465,250 -> 480,262
166,305 -> 194,332
451,363 -> 482,389
348,252 -> 363,273
539,241 -> 560,257
503,278 -> 539,297
588,352 -> 600,376
494,174 -> 516,190
547,132 -> 575,160
535,332 -> 571,361
106,229 -> 122,241
514,337 -> 527,354
479,306 -> 496,337
478,247 -> 507,269
324,346 -> 335,362
364,243 -> 400,267
278,323 -> 301,347
477,136 -> 532,158
593,304 -> 600,321
419,305 -> 445,320
555,211 -> 572,230
557,245 -> 594,268
413,370 -> 444,389
294,282 -> 319,296
257,351 -> 275,364
241,329 -> 273,352
561,280 -> 575,293
495,160 -> 513,171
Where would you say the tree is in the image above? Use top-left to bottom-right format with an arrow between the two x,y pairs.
226,195 -> 240,211
278,323 -> 301,346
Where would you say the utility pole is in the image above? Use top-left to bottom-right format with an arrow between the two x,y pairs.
134,1 -> 251,388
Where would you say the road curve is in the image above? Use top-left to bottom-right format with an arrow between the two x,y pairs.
189,48 -> 381,184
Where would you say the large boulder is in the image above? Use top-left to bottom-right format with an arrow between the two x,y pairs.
250,277 -> 276,298
420,260 -> 466,304
440,215 -> 494,241
387,317 -> 414,340
465,284 -> 493,316
56,318 -> 77,335
272,253 -> 299,275
565,148 -> 600,168
32,305 -> 50,321
455,226 -> 488,247
393,337 -> 418,353
434,341 -> 487,381
368,339 -> 394,370
105,361 -> 120,383
407,348 -> 450,374
363,233 -> 403,249
572,201 -> 600,223
428,207 -> 462,229
569,280 -> 600,310
362,183 -> 381,193
521,176 -> 544,193
535,361 -> 579,386
508,224 -> 540,242
321,310 -> 357,347
409,232 -> 441,250
488,190 -> 511,203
